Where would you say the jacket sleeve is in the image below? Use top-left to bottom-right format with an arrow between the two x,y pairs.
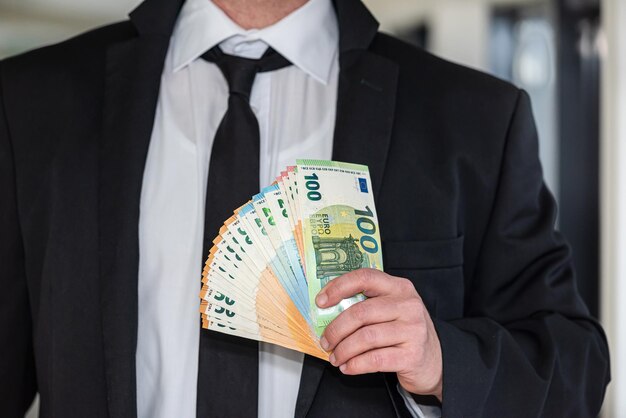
0,62 -> 38,416
435,90 -> 610,417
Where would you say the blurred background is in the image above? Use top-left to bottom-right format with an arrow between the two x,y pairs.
1,0 -> 624,416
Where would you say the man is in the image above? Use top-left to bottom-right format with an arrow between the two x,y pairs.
0,0 -> 610,417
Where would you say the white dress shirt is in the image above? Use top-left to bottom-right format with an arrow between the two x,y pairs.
137,1 -> 338,417
136,0 -> 436,417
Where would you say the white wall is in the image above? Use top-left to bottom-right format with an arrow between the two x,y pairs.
429,1 -> 490,71
600,0 -> 626,416
363,0 -> 539,72
0,0 -> 136,21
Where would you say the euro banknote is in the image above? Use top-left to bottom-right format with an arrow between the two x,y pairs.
297,160 -> 384,336
199,160 -> 383,359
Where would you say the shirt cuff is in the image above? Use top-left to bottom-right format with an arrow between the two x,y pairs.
396,384 -> 442,418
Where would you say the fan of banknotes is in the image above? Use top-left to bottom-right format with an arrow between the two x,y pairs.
199,160 -> 383,360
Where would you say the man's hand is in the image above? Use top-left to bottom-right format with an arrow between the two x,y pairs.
316,268 -> 443,401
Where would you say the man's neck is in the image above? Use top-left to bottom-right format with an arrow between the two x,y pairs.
212,0 -> 309,29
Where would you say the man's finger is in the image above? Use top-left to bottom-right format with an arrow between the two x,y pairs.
330,322 -> 408,367
321,296 -> 400,351
338,346 -> 406,375
316,268 -> 411,308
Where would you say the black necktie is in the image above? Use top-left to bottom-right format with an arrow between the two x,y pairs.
197,46 -> 291,418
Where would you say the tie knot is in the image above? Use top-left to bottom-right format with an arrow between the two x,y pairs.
202,46 -> 291,100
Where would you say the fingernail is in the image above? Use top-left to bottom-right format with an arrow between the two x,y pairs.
339,364 -> 347,373
329,353 -> 336,365
320,336 -> 329,351
316,293 -> 327,307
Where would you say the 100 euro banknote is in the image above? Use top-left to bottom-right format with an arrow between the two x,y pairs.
297,160 -> 384,336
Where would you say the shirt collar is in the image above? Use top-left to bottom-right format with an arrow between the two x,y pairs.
170,0 -> 338,85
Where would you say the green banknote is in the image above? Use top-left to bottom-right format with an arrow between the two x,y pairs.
297,160 -> 384,336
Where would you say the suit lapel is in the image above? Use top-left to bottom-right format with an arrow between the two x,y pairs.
295,2 -> 399,416
329,0 -> 398,201
99,35 -> 170,418
99,0 -> 184,414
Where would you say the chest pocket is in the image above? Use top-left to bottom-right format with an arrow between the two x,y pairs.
382,236 -> 464,320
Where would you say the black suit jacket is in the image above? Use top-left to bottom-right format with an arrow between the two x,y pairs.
0,0 -> 610,417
